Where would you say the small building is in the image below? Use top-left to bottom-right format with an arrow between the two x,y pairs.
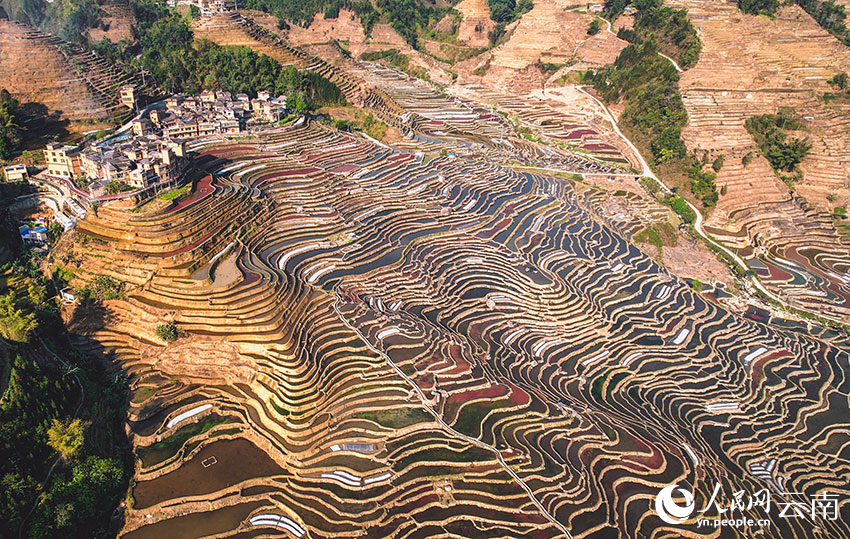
60,288 -> 77,303
44,143 -> 81,180
29,226 -> 48,242
120,85 -> 136,109
2,164 -> 28,182
21,225 -> 47,244
132,118 -> 152,137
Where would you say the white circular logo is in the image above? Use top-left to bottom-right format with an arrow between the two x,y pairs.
655,484 -> 695,525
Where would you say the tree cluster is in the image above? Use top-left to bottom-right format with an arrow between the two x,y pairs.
745,111 -> 812,174
0,267 -> 129,537
127,11 -> 344,110
586,2 -> 717,207
0,90 -> 24,161
737,0 -> 779,16
5,0 -> 103,44
796,0 -> 850,47
241,0 -> 378,36
631,0 -> 701,68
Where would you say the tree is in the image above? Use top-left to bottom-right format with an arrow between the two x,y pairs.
27,281 -> 48,305
737,0 -> 779,15
47,419 -> 86,461
286,93 -> 311,115
828,72 -> 849,90
668,195 -> 696,224
0,293 -> 38,343
587,19 -> 602,35
0,89 -> 24,161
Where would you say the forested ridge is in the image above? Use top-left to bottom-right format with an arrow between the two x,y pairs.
94,2 -> 345,110
593,0 -> 717,209
0,250 -> 130,538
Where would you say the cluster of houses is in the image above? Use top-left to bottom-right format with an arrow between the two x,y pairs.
133,90 -> 288,140
44,138 -> 186,193
41,89 -> 287,194
168,0 -> 228,16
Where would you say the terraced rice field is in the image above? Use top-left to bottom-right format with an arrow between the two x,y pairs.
61,117 -> 850,538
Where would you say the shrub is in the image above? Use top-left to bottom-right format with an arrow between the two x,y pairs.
156,322 -> 178,342
711,155 -> 725,172
828,72 -> 849,90
587,19 -> 601,35
668,195 -> 696,224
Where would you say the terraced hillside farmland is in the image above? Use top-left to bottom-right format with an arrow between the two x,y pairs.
0,18 -> 159,125
664,1 -> 850,320
57,119 -> 850,538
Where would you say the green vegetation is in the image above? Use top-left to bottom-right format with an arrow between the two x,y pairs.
737,0 -> 779,16
488,0 -> 533,24
587,18 -> 602,35
0,258 -> 130,537
104,180 -> 134,195
633,222 -> 678,251
603,0 -> 630,19
587,1 -> 716,207
47,419 -> 87,461
795,0 -> 850,47
155,322 -> 178,342
745,110 -> 811,183
242,0 -> 379,37
158,185 -> 190,201
4,0 -> 103,43
454,399 -> 512,437
333,111 -> 389,141
735,0 -> 850,47
102,7 -> 344,110
711,154 -> 725,172
691,278 -> 703,292
631,0 -> 701,68
376,0 -> 447,48
394,446 -> 493,472
828,72 -> 849,90
81,275 -> 123,301
0,292 -> 38,343
0,90 -> 25,162
353,407 -> 432,429
667,195 -> 696,224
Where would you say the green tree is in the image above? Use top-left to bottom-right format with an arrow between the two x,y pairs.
0,293 -> 38,342
737,0 -> 779,15
829,72 -> 849,90
0,89 -> 24,161
587,19 -> 601,35
47,419 -> 86,461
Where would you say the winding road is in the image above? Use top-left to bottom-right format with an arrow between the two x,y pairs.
569,84 -> 846,326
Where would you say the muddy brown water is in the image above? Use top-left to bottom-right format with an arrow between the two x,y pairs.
133,438 -> 283,509
122,500 -> 267,539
